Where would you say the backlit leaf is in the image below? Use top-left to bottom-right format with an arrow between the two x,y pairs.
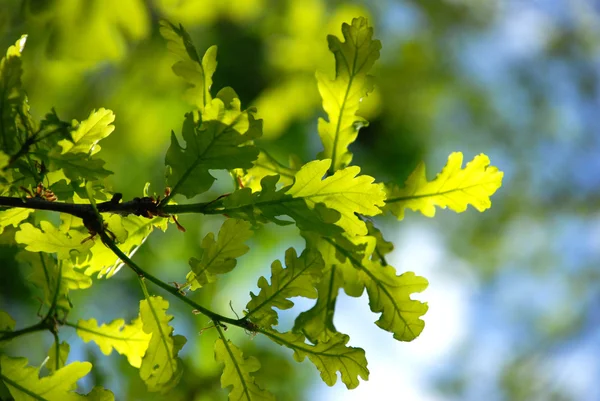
364,266 -> 428,341
218,175 -> 343,237
385,152 -> 503,220
317,17 -> 381,172
18,252 -> 92,313
57,108 -> 115,155
0,150 -> 15,194
75,214 -> 165,278
264,330 -> 368,389
293,265 -> 343,344
0,310 -> 15,347
165,90 -> 260,198
214,338 -> 275,401
49,153 -> 113,182
0,208 -> 33,235
15,221 -> 92,261
0,355 -> 114,400
186,218 -> 253,290
287,159 -> 385,236
139,296 -> 186,392
238,150 -> 297,192
245,248 -> 324,328
75,317 -> 151,368
325,237 -> 428,341
0,310 -> 15,333
366,221 -> 393,266
47,341 -> 69,374
159,21 -> 216,111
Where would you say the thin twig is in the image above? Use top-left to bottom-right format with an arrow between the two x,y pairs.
98,229 -> 250,329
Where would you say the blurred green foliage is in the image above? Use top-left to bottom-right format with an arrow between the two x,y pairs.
1,0 -> 599,400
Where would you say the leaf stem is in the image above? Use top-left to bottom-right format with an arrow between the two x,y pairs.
52,331 -> 60,371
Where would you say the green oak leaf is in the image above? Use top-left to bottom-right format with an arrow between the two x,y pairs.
363,266 -> 428,341
0,310 -> 16,347
0,208 -> 33,235
238,150 -> 298,192
47,341 -> 70,374
0,151 -> 11,189
264,330 -> 368,389
217,158 -> 384,236
159,20 -> 216,111
75,214 -> 166,278
325,237 -> 429,341
186,218 -> 253,290
18,252 -> 91,312
287,159 -> 386,236
245,248 -> 324,328
0,310 -> 15,333
385,152 -> 503,220
218,175 -> 343,237
0,355 -> 115,400
57,108 -> 115,155
48,153 -> 113,182
139,296 -> 186,392
317,17 -> 381,172
366,221 -> 394,266
293,264 -> 343,344
165,90 -> 261,198
0,151 -> 8,169
0,35 -> 28,155
214,338 -> 275,401
75,317 -> 151,368
15,221 -> 92,261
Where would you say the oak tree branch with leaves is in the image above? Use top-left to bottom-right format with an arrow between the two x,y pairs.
0,18 -> 503,400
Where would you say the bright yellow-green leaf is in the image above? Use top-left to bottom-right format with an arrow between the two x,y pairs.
165,91 -> 261,198
219,175 -> 343,237
245,248 -> 324,328
0,355 -> 114,401
0,310 -> 15,333
291,232 -> 377,344
363,265 -> 428,341
237,150 -> 297,192
49,153 -> 113,182
57,108 -> 115,155
214,338 -> 275,401
47,341 -> 70,374
159,20 -> 216,111
75,214 -> 164,278
0,310 -> 15,347
0,151 -> 9,176
75,317 -> 151,368
325,237 -> 428,341
366,221 -> 394,266
186,218 -> 253,290
385,152 -> 503,220
293,264 -> 343,344
287,159 -> 385,236
15,221 -> 92,261
0,208 -> 33,235
265,330 -> 368,389
139,296 -> 186,392
317,17 -> 381,172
